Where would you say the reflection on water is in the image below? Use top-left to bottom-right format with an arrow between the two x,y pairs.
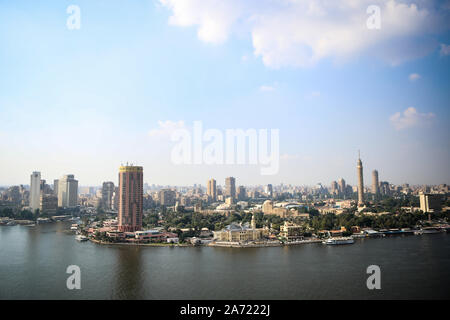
0,222 -> 449,300
114,247 -> 144,299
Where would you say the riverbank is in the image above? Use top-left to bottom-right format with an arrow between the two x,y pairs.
209,239 -> 323,248
87,232 -> 448,248
89,238 -> 193,247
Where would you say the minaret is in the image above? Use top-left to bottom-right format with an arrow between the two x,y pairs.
357,151 -> 364,206
251,214 -> 256,230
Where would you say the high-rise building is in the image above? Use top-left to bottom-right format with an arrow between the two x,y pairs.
40,179 -> 52,195
330,181 -> 338,195
53,179 -> 59,196
40,194 -> 58,214
112,186 -> 119,211
30,171 -> 41,213
118,166 -> 143,232
225,177 -> 236,200
419,193 -> 442,213
372,170 -> 380,197
237,186 -> 246,201
380,181 -> 390,196
357,153 -> 364,206
265,184 -> 273,197
207,179 -> 217,202
57,175 -> 78,208
101,181 -> 115,210
338,178 -> 346,197
159,189 -> 176,206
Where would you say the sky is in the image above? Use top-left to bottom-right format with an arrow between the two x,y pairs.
0,0 -> 449,187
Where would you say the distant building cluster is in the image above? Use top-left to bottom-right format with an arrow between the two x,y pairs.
0,153 -> 449,225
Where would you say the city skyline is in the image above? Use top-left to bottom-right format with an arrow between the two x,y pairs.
0,1 -> 449,186
2,156 -> 447,190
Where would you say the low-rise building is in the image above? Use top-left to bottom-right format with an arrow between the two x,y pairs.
279,221 -> 303,240
213,214 -> 269,243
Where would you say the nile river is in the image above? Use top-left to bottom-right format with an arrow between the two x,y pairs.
0,222 -> 449,299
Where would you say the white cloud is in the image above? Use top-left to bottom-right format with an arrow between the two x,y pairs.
159,0 -> 242,44
440,43 -> 450,56
260,85 -> 275,92
159,0 -> 448,68
389,107 -> 435,130
409,73 -> 421,81
149,120 -> 186,138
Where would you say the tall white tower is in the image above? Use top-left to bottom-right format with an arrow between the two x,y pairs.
357,151 -> 364,206
30,171 -> 41,213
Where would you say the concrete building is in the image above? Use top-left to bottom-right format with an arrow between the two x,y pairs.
53,179 -> 59,196
57,175 -> 78,208
279,221 -> 304,240
225,177 -> 236,200
40,179 -> 52,195
380,181 -> 390,195
159,189 -> 176,206
372,170 -> 380,197
265,184 -> 273,197
118,165 -> 143,232
419,193 -> 443,213
357,153 -> 364,206
40,194 -> 58,214
101,181 -> 115,210
237,186 -> 246,201
207,178 -> 217,202
30,171 -> 41,213
262,200 -> 288,217
330,181 -> 339,195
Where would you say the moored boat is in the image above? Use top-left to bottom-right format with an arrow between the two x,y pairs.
322,237 -> 354,245
75,235 -> 88,242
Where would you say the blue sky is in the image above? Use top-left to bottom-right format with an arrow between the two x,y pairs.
0,0 -> 449,187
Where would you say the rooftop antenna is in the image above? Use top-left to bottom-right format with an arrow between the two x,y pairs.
358,149 -> 360,159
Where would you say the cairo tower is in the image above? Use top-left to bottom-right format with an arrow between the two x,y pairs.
357,152 -> 364,206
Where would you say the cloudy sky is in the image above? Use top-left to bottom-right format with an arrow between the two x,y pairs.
0,0 -> 449,187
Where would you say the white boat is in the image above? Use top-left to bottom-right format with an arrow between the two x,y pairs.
420,227 -> 441,234
75,235 -> 88,242
322,237 -> 354,245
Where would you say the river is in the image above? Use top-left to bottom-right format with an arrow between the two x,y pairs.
0,222 -> 449,299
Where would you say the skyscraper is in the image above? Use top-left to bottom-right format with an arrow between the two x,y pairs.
225,177 -> 236,200
330,181 -> 338,195
118,165 -> 143,232
237,186 -> 246,200
265,184 -> 273,197
207,178 -> 217,202
357,152 -> 364,206
30,171 -> 41,213
372,170 -> 380,197
101,181 -> 115,210
57,175 -> 78,208
338,178 -> 346,197
53,179 -> 59,196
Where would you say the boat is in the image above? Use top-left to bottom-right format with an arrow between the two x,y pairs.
70,224 -> 78,231
6,221 -> 17,226
322,237 -> 354,245
75,235 -> 88,242
421,227 -> 442,234
351,233 -> 366,238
